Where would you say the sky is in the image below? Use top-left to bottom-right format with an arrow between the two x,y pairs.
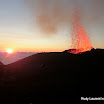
0,0 -> 104,52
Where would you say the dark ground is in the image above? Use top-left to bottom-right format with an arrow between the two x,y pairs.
0,48 -> 104,103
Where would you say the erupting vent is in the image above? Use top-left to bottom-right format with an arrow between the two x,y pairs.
69,9 -> 92,54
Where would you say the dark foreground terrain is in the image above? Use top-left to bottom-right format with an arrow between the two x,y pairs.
0,48 -> 104,103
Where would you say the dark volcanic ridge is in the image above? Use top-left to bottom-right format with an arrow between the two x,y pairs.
4,48 -> 103,68
0,48 -> 104,103
64,47 -> 95,54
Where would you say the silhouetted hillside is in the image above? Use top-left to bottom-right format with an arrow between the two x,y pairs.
0,49 -> 104,103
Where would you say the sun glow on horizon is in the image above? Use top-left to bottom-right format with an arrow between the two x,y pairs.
6,49 -> 13,54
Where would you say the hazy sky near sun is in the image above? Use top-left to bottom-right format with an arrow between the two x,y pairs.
0,0 -> 104,52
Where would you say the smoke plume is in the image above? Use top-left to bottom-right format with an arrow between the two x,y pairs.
25,0 -> 104,35
25,0 -> 73,35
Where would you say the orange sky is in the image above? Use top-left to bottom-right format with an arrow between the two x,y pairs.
0,0 -> 104,52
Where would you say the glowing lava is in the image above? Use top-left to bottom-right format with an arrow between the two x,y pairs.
69,9 -> 92,54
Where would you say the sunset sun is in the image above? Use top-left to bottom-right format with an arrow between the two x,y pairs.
6,49 -> 13,54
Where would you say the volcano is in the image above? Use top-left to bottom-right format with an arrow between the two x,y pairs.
0,49 -> 104,103
69,9 -> 93,54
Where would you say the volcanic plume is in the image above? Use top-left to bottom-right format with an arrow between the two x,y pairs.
69,9 -> 93,54
24,0 -> 72,35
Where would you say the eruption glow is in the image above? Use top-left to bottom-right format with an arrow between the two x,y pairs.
69,9 -> 93,54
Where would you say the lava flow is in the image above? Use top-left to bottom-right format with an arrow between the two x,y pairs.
69,9 -> 93,54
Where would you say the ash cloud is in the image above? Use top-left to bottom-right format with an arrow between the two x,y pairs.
24,0 -> 104,35
25,0 -> 73,35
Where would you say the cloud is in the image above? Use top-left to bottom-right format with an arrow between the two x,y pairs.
25,0 -> 104,35
24,0 -> 73,35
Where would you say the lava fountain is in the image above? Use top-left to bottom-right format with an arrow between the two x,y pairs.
69,9 -> 93,54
